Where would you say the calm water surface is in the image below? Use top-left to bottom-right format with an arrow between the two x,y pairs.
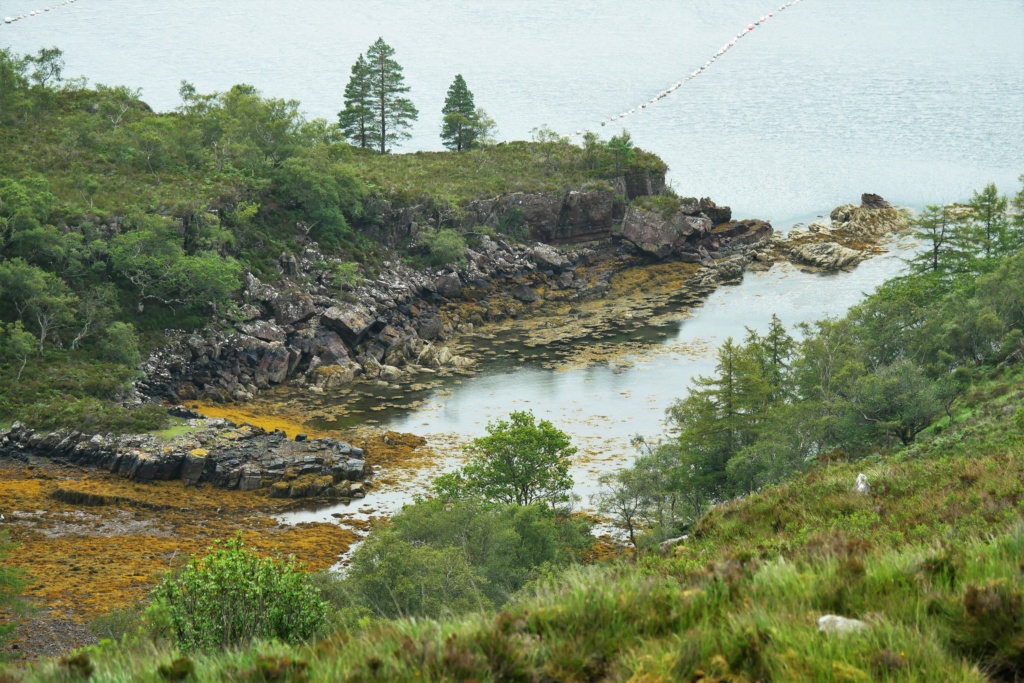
2,0 -> 1021,218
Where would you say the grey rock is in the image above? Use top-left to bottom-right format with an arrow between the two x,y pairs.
321,305 -> 374,342
433,273 -> 463,298
817,615 -> 868,635
531,244 -> 568,271
271,290 -> 316,326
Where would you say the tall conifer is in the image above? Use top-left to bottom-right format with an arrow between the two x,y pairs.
365,38 -> 417,153
338,54 -> 373,149
441,75 -> 478,151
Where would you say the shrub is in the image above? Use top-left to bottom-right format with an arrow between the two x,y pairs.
418,228 -> 467,268
149,534 -> 327,652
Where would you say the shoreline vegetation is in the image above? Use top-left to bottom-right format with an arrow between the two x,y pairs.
2,44 -> 1024,680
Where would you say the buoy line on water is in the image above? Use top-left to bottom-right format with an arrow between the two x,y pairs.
2,0 -> 81,28
569,0 -> 808,139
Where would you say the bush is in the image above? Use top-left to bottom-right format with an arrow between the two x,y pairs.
433,410 -> 576,507
418,228 -> 467,268
149,534 -> 327,652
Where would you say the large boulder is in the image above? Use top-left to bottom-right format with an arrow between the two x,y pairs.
312,329 -> 351,366
620,206 -> 712,259
433,273 -> 463,298
321,304 -> 374,342
237,320 -> 286,343
791,242 -> 864,270
829,194 -> 907,236
699,197 -> 732,225
271,290 -> 316,326
531,244 -> 569,272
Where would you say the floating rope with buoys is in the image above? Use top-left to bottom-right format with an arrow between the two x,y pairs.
570,0 -> 807,139
1,0 -> 81,28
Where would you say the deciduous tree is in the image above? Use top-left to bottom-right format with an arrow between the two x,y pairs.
434,410 -> 575,506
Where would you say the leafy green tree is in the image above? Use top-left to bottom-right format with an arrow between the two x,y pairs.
441,75 -> 482,151
606,130 -> 636,175
0,48 -> 31,123
0,258 -> 77,354
844,359 -> 952,446
109,217 -> 241,313
341,530 -> 487,619
1,321 -> 36,381
97,321 -> 142,370
362,38 -> 418,154
334,498 -> 590,618
273,153 -> 365,246
149,534 -> 326,652
435,410 -> 576,506
30,46 -> 64,89
338,53 -> 374,149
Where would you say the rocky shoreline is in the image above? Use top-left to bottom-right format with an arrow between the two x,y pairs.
138,193 -> 904,410
138,195 -> 776,406
0,418 -> 372,499
0,194 -> 906,496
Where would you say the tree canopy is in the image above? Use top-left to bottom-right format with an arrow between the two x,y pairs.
339,38 -> 418,153
440,74 -> 494,151
433,410 -> 576,507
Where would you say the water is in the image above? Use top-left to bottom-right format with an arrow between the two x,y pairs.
283,240 -> 919,527
2,0 -> 1022,219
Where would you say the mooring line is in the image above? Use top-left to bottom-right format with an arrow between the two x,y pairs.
2,0 -> 82,29
570,0 -> 808,139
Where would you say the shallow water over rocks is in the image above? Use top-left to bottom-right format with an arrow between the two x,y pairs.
280,237 -> 917,527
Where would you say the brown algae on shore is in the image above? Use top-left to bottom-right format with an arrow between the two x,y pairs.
0,460 -> 357,632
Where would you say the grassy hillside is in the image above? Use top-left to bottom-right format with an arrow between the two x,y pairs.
7,365 -> 1023,681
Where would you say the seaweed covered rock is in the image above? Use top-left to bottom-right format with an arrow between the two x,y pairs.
0,419 -> 377,498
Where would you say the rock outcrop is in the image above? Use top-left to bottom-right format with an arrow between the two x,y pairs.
0,420 -> 371,499
620,200 -> 773,263
829,193 -> 908,236
139,189 -> 779,403
774,193 -> 909,271
790,242 -> 864,270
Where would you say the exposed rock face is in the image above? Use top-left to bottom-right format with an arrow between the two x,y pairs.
620,206 -> 713,259
620,204 -> 772,263
321,305 -> 374,342
271,290 -> 316,326
699,197 -> 732,225
141,190 -> 776,404
791,242 -> 864,270
0,420 -> 369,498
829,193 -> 908,236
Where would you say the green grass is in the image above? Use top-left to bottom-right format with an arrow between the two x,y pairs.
347,141 -> 664,207
9,366 -> 1024,681
149,418 -> 199,441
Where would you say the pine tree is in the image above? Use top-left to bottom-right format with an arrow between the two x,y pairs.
441,75 -> 478,151
910,204 -> 956,275
338,54 -> 373,149
363,38 -> 418,154
968,183 -> 1009,261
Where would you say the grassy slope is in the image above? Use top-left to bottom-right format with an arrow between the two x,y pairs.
16,368 -> 1024,682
